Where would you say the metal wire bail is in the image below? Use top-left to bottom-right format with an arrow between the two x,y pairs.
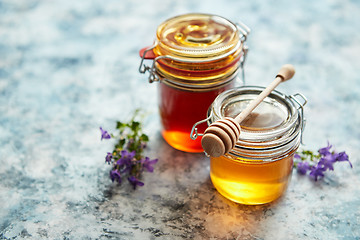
290,93 -> 308,144
138,44 -> 159,83
236,21 -> 250,85
190,114 -> 213,140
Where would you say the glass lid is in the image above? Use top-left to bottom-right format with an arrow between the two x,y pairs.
155,13 -> 241,58
210,86 -> 299,142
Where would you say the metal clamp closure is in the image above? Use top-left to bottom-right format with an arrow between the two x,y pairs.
236,21 -> 251,42
190,114 -> 213,140
138,44 -> 159,83
290,93 -> 308,144
236,21 -> 250,85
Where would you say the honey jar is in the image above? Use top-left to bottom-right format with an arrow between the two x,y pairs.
191,86 -> 307,204
139,13 -> 250,152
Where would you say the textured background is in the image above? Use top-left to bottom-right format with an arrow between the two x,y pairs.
0,0 -> 359,239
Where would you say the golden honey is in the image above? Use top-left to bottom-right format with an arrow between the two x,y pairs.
200,86 -> 307,204
210,150 -> 295,205
139,13 -> 250,152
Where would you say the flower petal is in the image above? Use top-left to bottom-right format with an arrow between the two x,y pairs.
297,161 -> 310,175
100,127 -> 111,140
105,152 -> 113,164
318,142 -> 332,156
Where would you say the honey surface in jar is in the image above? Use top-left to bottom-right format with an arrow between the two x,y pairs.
159,82 -> 234,152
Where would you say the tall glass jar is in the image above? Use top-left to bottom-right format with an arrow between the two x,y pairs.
192,86 -> 307,204
139,13 -> 250,152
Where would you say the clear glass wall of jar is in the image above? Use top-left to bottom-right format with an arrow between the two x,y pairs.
192,86 -> 307,204
139,13 -> 250,152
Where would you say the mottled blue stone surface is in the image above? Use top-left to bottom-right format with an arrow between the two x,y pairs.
1,0 -> 359,239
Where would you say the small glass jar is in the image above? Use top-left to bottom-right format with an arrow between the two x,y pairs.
139,13 -> 250,152
192,86 -> 307,204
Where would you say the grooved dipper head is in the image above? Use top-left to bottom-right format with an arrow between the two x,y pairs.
201,118 -> 241,157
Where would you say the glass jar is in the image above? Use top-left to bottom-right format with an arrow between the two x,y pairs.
191,86 -> 307,204
139,13 -> 250,152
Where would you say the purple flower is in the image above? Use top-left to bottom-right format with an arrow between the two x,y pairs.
318,145 -> 352,170
114,150 -> 137,175
141,157 -> 158,172
318,142 -> 332,156
110,169 -> 122,183
309,164 -> 326,181
105,152 -> 113,164
334,152 -> 352,168
100,127 -> 111,140
128,176 -> 144,189
297,161 -> 311,175
120,150 -> 135,160
294,153 -> 301,160
318,154 -> 336,171
116,150 -> 136,166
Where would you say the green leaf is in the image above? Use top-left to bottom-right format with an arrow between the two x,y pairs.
140,133 -> 149,142
131,121 -> 141,132
115,138 -> 126,150
116,121 -> 127,130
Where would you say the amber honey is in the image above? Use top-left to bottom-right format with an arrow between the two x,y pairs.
210,152 -> 295,205
139,13 -> 250,152
199,86 -> 307,204
159,81 -> 234,152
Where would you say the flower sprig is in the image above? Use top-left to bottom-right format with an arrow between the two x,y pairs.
100,110 -> 158,189
294,142 -> 352,181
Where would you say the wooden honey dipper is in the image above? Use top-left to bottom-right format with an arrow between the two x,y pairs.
201,64 -> 296,157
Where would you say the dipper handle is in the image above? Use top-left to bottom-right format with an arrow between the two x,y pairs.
234,64 -> 295,123
201,64 -> 295,158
